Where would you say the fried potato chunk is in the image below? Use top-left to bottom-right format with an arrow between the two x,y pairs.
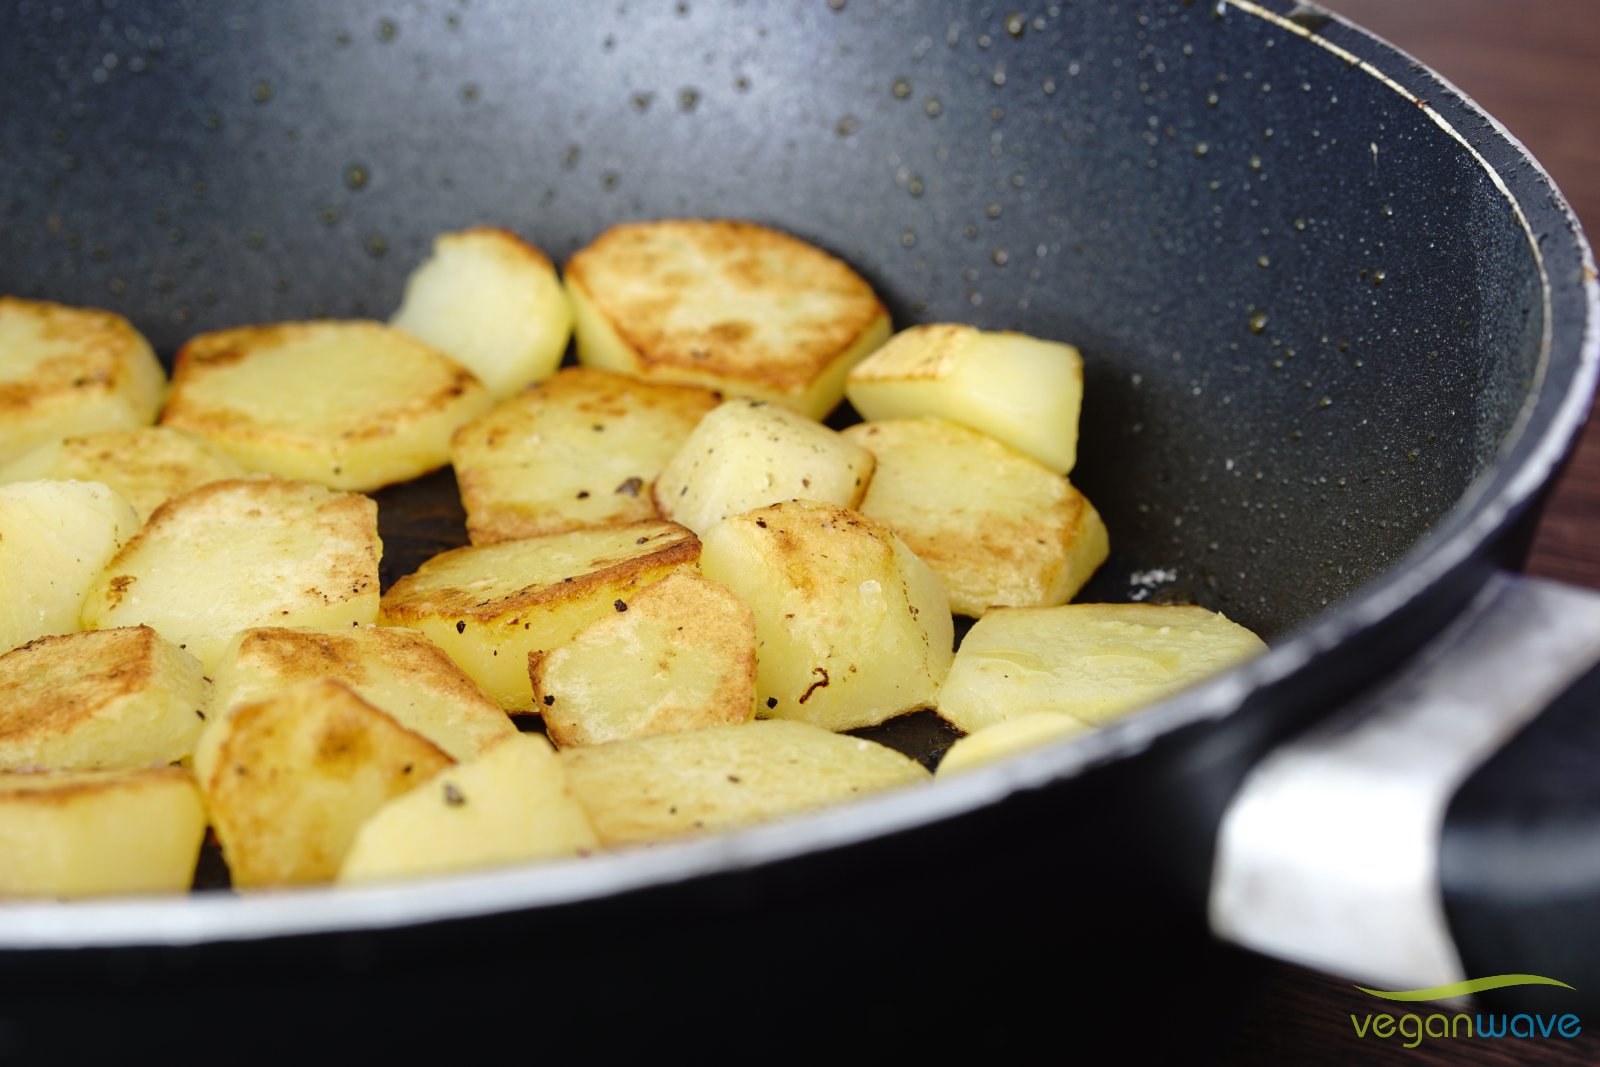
380,520 -> 699,712
0,479 -> 139,653
339,734 -> 598,884
0,626 -> 207,772
452,366 -> 720,543
204,678 -> 453,888
0,766 -> 205,898
937,603 -> 1268,734
699,500 -> 953,732
0,426 -> 245,522
653,398 -> 875,536
531,571 -> 756,748
842,418 -> 1108,616
560,720 -> 929,846
846,323 -> 1084,474
160,320 -> 492,491
81,478 -> 381,673
0,297 -> 166,466
566,219 -> 891,418
935,713 -> 1093,776
391,227 -> 574,400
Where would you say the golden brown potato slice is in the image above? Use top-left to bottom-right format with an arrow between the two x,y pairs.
380,520 -> 699,712
652,398 -> 875,536
0,626 -> 207,772
841,418 -> 1108,616
390,227 -> 574,400
204,678 -> 453,888
80,478 -> 381,673
845,324 -> 1084,474
339,734 -> 598,884
451,366 -> 721,543
937,603 -> 1268,734
160,320 -> 492,491
566,219 -> 891,418
699,500 -> 953,732
561,720 -> 928,846
935,713 -> 1093,776
0,297 -> 166,466
531,571 -> 756,747
0,766 -> 205,898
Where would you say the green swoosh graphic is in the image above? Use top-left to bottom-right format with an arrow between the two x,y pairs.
1356,975 -> 1575,1001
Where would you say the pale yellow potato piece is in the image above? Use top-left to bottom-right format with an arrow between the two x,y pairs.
391,227 -> 574,400
380,520 -> 699,712
699,500 -> 953,732
204,678 -> 453,888
0,426 -> 245,523
566,219 -> 891,418
936,713 -> 1093,776
842,418 -> 1108,616
653,398 -> 875,536
560,720 -> 929,846
81,478 -> 380,673
846,323 -> 1084,474
0,479 -> 139,653
0,766 -> 204,898
937,603 -> 1268,734
452,366 -> 721,543
0,297 -> 166,466
160,320 -> 493,491
0,626 -> 207,771
340,734 -> 598,884
531,571 -> 756,748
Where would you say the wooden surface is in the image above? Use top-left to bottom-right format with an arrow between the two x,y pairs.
1222,2 -> 1600,1062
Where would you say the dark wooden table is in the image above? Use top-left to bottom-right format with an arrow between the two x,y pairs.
1222,2 -> 1600,1062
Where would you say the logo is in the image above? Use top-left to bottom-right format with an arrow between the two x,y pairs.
1350,975 -> 1581,1049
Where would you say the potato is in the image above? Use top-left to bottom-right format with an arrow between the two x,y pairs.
699,500 -> 953,732
842,418 -> 1108,616
653,398 -> 875,536
451,366 -> 721,543
0,297 -> 166,466
0,766 -> 205,898
560,720 -> 929,846
160,320 -> 493,491
566,219 -> 891,418
390,227 -> 574,400
339,734 -> 597,884
0,626 -> 207,772
204,678 -> 453,888
937,603 -> 1268,734
531,571 -> 756,747
80,478 -> 380,673
845,323 -> 1084,474
0,426 -> 245,523
380,520 -> 699,711
935,713 -> 1092,776
0,479 -> 139,653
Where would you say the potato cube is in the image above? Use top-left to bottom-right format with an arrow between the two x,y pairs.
531,571 -> 756,747
565,219 -> 891,418
845,324 -> 1084,474
653,398 -> 874,536
699,500 -> 953,732
935,713 -> 1092,776
451,366 -> 721,543
937,603 -> 1268,734
842,418 -> 1108,616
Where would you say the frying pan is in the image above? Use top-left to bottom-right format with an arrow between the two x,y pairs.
0,0 -> 1595,1053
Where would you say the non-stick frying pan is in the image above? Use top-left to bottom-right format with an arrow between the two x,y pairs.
0,0 -> 1595,1052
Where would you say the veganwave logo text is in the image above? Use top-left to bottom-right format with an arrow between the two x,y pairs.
1349,975 -> 1581,1049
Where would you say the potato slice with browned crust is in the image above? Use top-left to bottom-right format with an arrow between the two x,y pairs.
160,320 -> 492,491
451,366 -> 720,543
0,297 -> 166,466
566,219 -> 891,419
531,571 -> 756,748
0,426 -> 245,522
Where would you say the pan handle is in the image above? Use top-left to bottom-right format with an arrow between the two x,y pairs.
1207,572 -> 1600,1010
